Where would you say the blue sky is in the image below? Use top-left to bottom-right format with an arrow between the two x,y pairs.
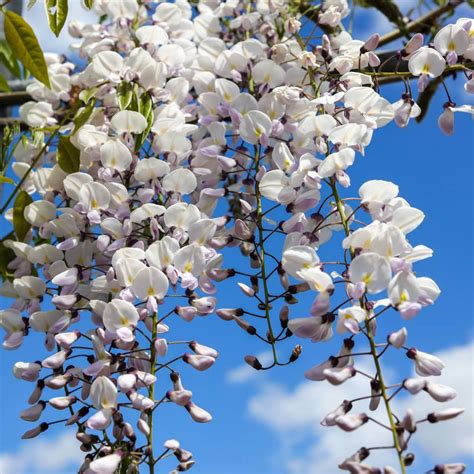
0,2 -> 473,473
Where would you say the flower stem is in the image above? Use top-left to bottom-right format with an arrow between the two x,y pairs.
254,145 -> 279,365
147,311 -> 158,474
329,180 -> 406,473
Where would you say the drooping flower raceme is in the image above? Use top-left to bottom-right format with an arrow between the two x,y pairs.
0,1 -> 471,473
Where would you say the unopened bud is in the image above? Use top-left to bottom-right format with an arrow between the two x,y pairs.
362,33 -> 380,52
335,413 -> 368,432
403,33 -> 424,55
216,308 -> 243,321
428,408 -> 464,423
388,327 -> 407,348
22,422 -> 48,439
244,355 -> 262,370
433,463 -> 466,474
289,345 -> 302,363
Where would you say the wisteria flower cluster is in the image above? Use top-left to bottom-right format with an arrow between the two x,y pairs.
0,1 -> 472,473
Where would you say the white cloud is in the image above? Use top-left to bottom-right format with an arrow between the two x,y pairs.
243,341 -> 474,472
0,430 -> 84,474
395,341 -> 474,461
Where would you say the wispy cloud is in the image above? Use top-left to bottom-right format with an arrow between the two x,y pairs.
0,430 -> 83,474
240,341 -> 474,472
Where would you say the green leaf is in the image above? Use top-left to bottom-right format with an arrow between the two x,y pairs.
117,82 -> 134,111
84,0 -> 94,9
0,39 -> 21,79
79,86 -> 99,104
0,74 -> 11,92
57,135 -> 80,173
27,0 -> 38,9
135,94 -> 154,151
13,191 -> 33,242
0,175 -> 14,184
3,11 -> 51,88
45,0 -> 69,37
72,100 -> 95,134
0,240 -> 15,281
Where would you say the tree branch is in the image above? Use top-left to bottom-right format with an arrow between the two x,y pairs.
378,1 -> 463,47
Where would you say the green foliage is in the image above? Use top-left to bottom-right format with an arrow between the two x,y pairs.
45,0 -> 69,37
3,10 -> 51,88
13,191 -> 33,242
135,93 -> 154,151
0,239 -> 15,281
0,74 -> 10,92
0,175 -> 14,185
57,135 -> 80,173
0,39 -> 21,79
72,100 -> 95,134
118,82 -> 134,111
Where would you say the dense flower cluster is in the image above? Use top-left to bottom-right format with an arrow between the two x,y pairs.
0,1 -> 472,473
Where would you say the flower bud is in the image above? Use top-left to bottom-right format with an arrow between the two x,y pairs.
42,350 -> 68,369
88,451 -> 124,474
401,408 -> 417,433
52,267 -> 78,286
321,400 -> 352,426
175,306 -> 197,322
424,381 -> 457,402
279,306 -> 289,328
177,460 -> 195,471
406,348 -> 445,376
183,353 -> 215,371
369,379 -> 381,411
335,413 -> 368,432
164,439 -> 180,450
55,331 -> 81,349
388,327 -> 407,348
28,381 -> 45,404
49,395 -> 76,409
66,406 -> 89,426
433,464 -> 466,474
305,359 -> 334,381
234,219 -> 252,240
189,341 -> 218,358
167,389 -> 193,406
138,417 -> 150,436
403,377 -> 426,394
154,338 -> 168,357
185,402 -> 212,423
206,268 -> 235,282
438,107 -> 454,136
86,408 -> 113,430
117,373 -> 137,393
20,401 -> 46,422
323,366 -> 356,385
22,422 -> 48,439
237,282 -> 255,297
363,33 -> 380,52
14,362 -> 41,382
427,408 -> 464,423
244,355 -> 262,370
190,297 -> 216,315
216,308 -> 243,321
403,33 -> 424,55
